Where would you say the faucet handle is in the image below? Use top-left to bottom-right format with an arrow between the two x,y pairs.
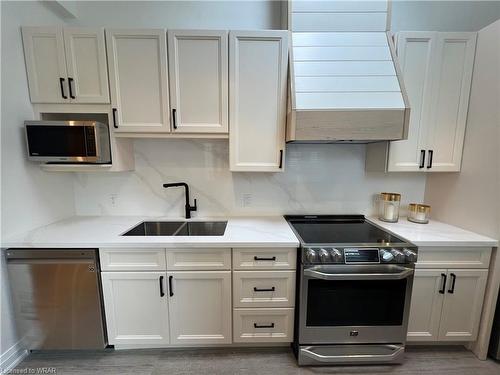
192,199 -> 197,211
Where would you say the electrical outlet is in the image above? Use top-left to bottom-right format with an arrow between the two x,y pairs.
109,194 -> 118,207
242,193 -> 252,207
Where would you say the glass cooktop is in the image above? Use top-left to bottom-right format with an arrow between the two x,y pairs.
285,215 -> 408,245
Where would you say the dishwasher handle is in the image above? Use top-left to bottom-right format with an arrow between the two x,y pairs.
5,249 -> 97,261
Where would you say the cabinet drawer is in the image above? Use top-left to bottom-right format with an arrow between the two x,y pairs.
166,248 -> 231,270
233,248 -> 296,270
100,248 -> 166,271
233,271 -> 295,308
416,247 -> 492,269
233,308 -> 294,343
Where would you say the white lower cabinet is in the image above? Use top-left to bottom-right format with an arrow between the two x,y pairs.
101,272 -> 170,345
233,308 -> 294,343
101,248 -> 296,347
407,266 -> 488,342
407,269 -> 446,341
168,271 -> 232,345
438,269 -> 488,341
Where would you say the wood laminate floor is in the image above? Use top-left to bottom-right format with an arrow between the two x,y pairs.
13,346 -> 500,375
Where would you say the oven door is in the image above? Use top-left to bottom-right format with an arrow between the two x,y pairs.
299,264 -> 414,345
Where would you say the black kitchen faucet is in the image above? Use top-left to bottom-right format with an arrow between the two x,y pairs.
162,182 -> 197,219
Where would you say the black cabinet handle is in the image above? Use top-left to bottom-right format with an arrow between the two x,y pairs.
254,323 -> 275,329
168,275 -> 174,297
112,108 -> 118,129
427,150 -> 434,169
439,273 -> 447,294
448,273 -> 456,294
254,256 -> 276,261
419,150 -> 426,169
159,276 -> 165,297
279,150 -> 283,169
253,287 -> 275,292
59,77 -> 67,99
68,77 -> 75,99
172,109 -> 177,129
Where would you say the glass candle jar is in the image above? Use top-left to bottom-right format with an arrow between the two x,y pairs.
408,203 -> 431,224
378,193 -> 401,223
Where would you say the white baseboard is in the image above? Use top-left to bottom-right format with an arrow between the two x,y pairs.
0,339 -> 28,374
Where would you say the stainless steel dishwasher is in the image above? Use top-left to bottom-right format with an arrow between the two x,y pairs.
6,249 -> 107,349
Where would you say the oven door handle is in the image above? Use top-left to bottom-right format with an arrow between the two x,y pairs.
303,267 -> 414,281
300,345 -> 405,364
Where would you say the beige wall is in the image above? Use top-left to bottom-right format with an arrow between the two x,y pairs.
424,19 -> 500,240
424,19 -> 500,360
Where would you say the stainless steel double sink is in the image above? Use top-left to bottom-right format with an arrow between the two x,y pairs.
122,221 -> 227,236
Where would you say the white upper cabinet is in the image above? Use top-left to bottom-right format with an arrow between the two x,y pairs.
22,27 -> 69,103
168,30 -> 228,133
229,30 -> 288,172
426,33 -> 476,172
22,27 -> 109,104
367,31 -> 476,172
387,32 -> 435,172
63,28 -> 109,103
106,29 -> 170,133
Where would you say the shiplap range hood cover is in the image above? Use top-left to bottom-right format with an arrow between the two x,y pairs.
286,0 -> 410,143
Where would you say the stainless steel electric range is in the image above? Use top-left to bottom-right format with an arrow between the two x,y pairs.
285,215 -> 418,366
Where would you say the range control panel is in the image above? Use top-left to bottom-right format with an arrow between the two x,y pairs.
302,247 -> 418,265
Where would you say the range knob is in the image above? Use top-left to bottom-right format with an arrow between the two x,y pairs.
305,248 -> 318,263
318,248 -> 331,263
391,249 -> 406,263
379,249 -> 394,262
329,248 -> 343,263
403,249 -> 418,263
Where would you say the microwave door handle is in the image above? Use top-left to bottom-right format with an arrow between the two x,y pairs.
303,267 -> 414,281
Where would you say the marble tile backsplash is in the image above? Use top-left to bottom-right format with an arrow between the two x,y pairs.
74,139 -> 427,217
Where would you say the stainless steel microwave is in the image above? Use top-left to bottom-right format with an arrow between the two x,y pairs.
25,120 -> 111,164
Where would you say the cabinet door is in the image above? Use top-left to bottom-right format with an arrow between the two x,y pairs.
22,27 -> 68,103
63,28 -> 109,103
229,31 -> 288,172
106,29 -> 170,132
387,32 -> 436,172
438,269 -> 488,341
168,30 -> 228,133
407,269 -> 446,341
426,33 -> 476,172
101,272 -> 169,345
168,271 -> 231,344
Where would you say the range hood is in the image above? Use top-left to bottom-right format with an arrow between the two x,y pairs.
286,1 -> 410,143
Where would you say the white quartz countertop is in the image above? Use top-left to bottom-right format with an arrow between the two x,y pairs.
368,217 -> 498,248
1,216 -> 300,249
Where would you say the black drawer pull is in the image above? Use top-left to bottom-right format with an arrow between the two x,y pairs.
254,256 -> 276,261
427,150 -> 434,169
168,275 -> 174,297
419,150 -> 425,169
159,276 -> 165,297
448,273 -> 456,294
112,108 -> 118,129
68,77 -> 76,99
172,108 -> 177,129
253,287 -> 275,292
59,77 -> 67,99
279,150 -> 283,169
439,273 -> 447,294
254,323 -> 275,329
